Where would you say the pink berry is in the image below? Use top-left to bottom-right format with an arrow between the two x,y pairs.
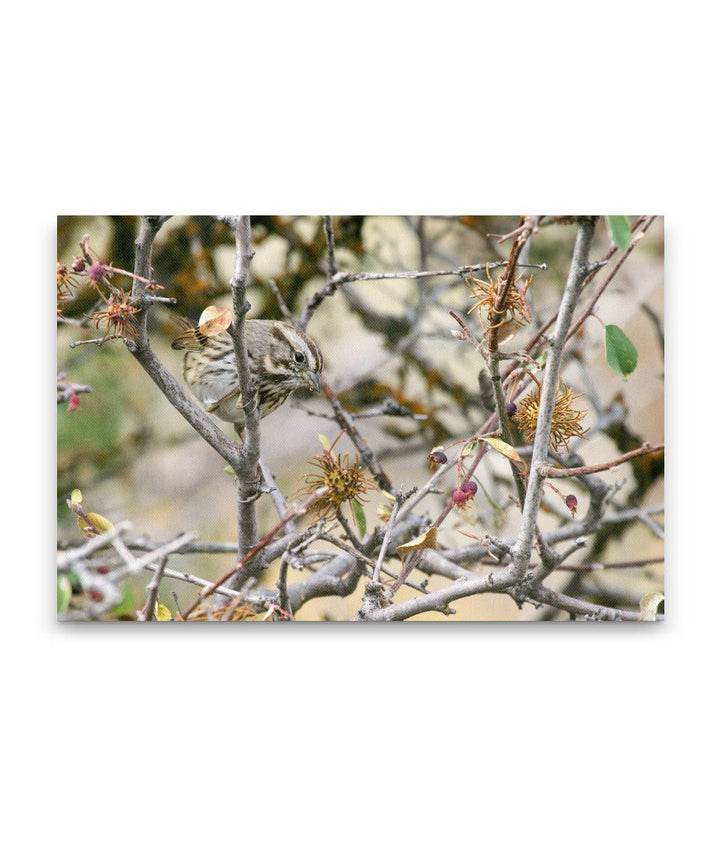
452,488 -> 468,506
565,494 -> 578,517
461,480 -> 478,496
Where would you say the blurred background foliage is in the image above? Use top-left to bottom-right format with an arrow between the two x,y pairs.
57,215 -> 664,620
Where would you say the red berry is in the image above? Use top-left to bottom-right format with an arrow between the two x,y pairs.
96,566 -> 110,575
88,590 -> 104,602
452,487 -> 468,506
67,392 -> 81,412
565,494 -> 578,517
461,480 -> 478,496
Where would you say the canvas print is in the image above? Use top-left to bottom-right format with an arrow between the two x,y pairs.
57,215 -> 664,622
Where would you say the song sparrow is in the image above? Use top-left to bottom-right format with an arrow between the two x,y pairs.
172,318 -> 323,429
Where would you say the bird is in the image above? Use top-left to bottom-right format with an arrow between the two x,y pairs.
171,317 -> 323,430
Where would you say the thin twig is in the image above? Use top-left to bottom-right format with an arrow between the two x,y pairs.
139,556 -> 169,621
539,443 -> 664,478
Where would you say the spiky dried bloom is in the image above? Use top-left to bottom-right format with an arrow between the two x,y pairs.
187,603 -> 261,621
515,381 -> 588,452
466,263 -> 532,334
56,263 -> 78,313
297,448 -> 376,521
89,288 -> 140,341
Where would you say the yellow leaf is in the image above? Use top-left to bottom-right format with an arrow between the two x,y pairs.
154,601 -> 172,621
397,527 -> 438,560
377,503 -> 393,522
461,439 -> 478,457
381,490 -> 396,503
198,305 -> 233,337
77,512 -> 114,536
70,488 -> 83,504
481,436 -> 522,464
639,592 -> 664,621
318,434 -> 332,451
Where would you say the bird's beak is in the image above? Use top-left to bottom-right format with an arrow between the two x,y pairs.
305,371 -> 322,393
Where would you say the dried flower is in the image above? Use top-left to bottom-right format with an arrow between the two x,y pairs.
515,381 -> 588,452
72,256 -> 86,273
57,262 -> 77,300
297,447 -> 376,521
89,288 -> 140,341
427,448 -> 448,468
466,264 -> 532,335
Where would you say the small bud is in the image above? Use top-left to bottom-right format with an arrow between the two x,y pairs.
87,261 -> 106,282
506,401 -> 517,418
427,449 -> 448,467
565,494 -> 578,517
452,487 -> 468,506
96,566 -> 110,575
67,392 -> 81,412
460,480 -> 478,496
72,256 -> 86,272
88,590 -> 104,602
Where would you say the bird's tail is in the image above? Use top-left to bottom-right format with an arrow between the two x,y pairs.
170,317 -> 209,352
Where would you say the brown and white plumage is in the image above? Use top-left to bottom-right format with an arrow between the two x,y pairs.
172,319 -> 323,428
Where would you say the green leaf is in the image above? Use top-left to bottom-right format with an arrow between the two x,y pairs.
350,499 -> 367,538
606,216 -> 632,251
605,324 -> 638,378
70,488 -> 83,505
110,585 -> 135,616
318,434 -> 332,451
57,574 -> 72,614
223,465 -> 236,477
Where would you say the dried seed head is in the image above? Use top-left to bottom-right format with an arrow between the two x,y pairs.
297,448 -> 376,521
515,381 -> 588,452
466,264 -> 532,338
89,288 -> 141,341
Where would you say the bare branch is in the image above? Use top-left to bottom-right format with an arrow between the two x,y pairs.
539,443 -> 664,479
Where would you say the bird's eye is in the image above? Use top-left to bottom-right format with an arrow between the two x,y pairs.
294,352 -> 305,364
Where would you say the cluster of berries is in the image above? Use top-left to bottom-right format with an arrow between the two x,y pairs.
452,480 -> 478,507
